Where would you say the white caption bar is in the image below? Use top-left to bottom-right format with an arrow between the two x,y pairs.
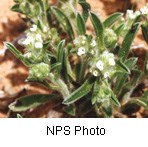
0,119 -> 147,147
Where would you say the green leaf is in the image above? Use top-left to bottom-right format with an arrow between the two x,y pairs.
119,23 -> 140,61
116,59 -> 131,74
115,24 -> 124,36
63,77 -> 95,105
114,57 -> 138,94
141,23 -> 148,45
76,13 -> 86,35
131,91 -> 148,110
111,94 -> 120,107
101,98 -> 112,118
89,12 -> 105,50
125,57 -> 138,69
64,104 -> 76,116
50,62 -> 61,71
65,54 -> 76,81
57,40 -> 65,74
9,94 -> 60,112
91,81 -> 100,105
79,0 -> 91,22
5,42 -> 30,66
11,4 -> 21,13
51,7 -> 74,38
103,12 -> 123,28
114,72 -> 127,95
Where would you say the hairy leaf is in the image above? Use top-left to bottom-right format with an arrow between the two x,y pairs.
57,40 -> 65,75
77,13 -> 86,35
103,12 -> 123,28
64,104 -> 76,116
5,42 -> 30,66
9,94 -> 60,112
51,7 -> 74,38
89,12 -> 105,50
119,23 -> 140,61
63,77 -> 95,105
79,0 -> 91,22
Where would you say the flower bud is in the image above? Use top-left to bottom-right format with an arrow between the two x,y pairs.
104,28 -> 117,49
28,63 -> 50,80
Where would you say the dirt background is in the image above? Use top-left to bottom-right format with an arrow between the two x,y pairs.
0,0 -> 147,118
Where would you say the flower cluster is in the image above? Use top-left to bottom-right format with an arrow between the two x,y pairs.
126,10 -> 140,20
74,35 -> 97,56
126,4 -> 148,20
90,51 -> 116,79
20,24 -> 60,64
104,28 -> 117,49
140,4 -> 148,16
20,25 -> 45,63
28,62 -> 50,81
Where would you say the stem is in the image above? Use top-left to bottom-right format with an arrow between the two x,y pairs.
48,73 -> 70,98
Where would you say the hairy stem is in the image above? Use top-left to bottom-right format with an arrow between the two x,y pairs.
48,73 -> 70,98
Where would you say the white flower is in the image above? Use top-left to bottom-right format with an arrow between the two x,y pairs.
22,36 -> 34,45
82,40 -> 86,45
127,10 -> 135,19
103,50 -> 109,55
108,58 -> 115,66
90,40 -> 97,47
77,47 -> 86,56
36,34 -> 42,41
35,42 -> 43,48
93,70 -> 99,77
104,72 -> 109,78
90,50 -> 95,55
96,60 -> 104,71
30,25 -> 37,32
43,26 -> 48,33
82,36 -> 86,40
140,6 -> 148,15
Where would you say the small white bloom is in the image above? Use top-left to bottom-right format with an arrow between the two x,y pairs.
91,50 -> 95,55
93,70 -> 99,77
43,26 -> 48,33
30,24 -> 37,32
108,58 -> 115,66
82,36 -> 86,40
35,42 -> 43,48
96,60 -> 104,71
77,47 -> 86,56
140,6 -> 148,15
104,72 -> 109,78
90,40 -> 97,47
127,10 -> 135,19
22,36 -> 34,45
103,50 -> 109,55
82,40 -> 86,45
36,34 -> 42,41
24,52 -> 31,58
